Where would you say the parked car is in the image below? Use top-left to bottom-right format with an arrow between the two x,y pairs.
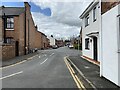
69,44 -> 74,49
52,45 -> 58,49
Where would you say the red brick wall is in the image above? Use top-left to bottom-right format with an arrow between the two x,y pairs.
102,1 -> 120,14
2,43 -> 15,60
35,31 -> 42,49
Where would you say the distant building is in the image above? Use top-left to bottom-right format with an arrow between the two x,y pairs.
56,40 -> 64,47
48,36 -> 56,46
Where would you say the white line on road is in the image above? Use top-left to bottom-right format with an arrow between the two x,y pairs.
50,53 -> 54,56
40,58 -> 48,65
0,71 -> 23,80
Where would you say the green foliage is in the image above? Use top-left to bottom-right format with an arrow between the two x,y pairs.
74,44 -> 82,50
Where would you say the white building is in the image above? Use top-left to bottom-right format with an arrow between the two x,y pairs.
80,0 -> 120,87
102,4 -> 120,87
47,36 -> 56,46
80,0 -> 101,62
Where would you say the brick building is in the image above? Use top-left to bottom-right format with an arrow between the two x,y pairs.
0,2 -> 49,60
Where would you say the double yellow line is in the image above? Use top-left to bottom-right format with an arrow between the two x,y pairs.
64,57 -> 86,90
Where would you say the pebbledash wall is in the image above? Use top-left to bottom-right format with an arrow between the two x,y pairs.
102,4 -> 120,86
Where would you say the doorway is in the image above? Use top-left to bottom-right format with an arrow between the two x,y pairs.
15,41 -> 19,56
93,37 -> 98,61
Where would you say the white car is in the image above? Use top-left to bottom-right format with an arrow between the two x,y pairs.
69,45 -> 74,49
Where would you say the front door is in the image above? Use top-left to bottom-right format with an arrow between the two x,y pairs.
15,41 -> 19,56
93,37 -> 97,61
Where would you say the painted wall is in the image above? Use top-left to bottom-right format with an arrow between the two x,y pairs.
48,36 -> 56,46
82,3 -> 101,62
102,5 -> 120,86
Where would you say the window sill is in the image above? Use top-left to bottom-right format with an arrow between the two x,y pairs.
6,29 -> 14,31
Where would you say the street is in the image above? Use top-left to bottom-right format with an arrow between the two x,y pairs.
2,47 -> 80,88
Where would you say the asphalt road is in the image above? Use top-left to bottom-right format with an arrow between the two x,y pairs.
2,46 -> 80,88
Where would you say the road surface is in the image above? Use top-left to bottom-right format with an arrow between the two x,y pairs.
2,47 -> 80,88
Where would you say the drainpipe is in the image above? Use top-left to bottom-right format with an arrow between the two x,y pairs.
3,13 -> 6,43
28,19 -> 30,54
99,0 -> 103,77
24,6 -> 27,55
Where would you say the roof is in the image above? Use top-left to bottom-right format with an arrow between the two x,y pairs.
80,0 -> 99,19
0,7 -> 25,16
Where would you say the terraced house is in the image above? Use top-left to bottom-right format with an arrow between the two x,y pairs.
0,2 -> 49,60
80,0 -> 120,86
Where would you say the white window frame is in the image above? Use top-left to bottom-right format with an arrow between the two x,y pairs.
6,17 -> 14,30
85,38 -> 90,50
85,14 -> 89,27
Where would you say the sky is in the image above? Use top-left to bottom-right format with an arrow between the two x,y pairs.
1,0 -> 92,39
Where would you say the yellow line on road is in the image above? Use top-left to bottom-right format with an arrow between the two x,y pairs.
64,57 -> 86,90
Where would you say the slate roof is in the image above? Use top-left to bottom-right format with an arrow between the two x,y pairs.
0,7 -> 25,16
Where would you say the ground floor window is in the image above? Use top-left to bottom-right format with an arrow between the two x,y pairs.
85,38 -> 90,50
5,37 -> 14,44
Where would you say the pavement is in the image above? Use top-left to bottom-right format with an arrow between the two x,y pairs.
68,55 -> 120,89
2,52 -> 39,67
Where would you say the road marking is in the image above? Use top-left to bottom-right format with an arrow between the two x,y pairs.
64,57 -> 86,90
0,71 -> 23,80
0,60 -> 27,70
40,58 -> 48,65
84,66 -> 90,69
50,53 -> 54,56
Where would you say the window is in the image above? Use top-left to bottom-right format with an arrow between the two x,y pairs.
6,17 -> 14,29
85,38 -> 90,50
85,14 -> 89,27
93,7 -> 97,22
5,37 -> 14,44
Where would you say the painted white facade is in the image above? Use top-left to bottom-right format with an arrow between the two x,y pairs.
80,0 -> 120,87
102,5 -> 120,86
81,1 -> 101,62
48,36 -> 56,46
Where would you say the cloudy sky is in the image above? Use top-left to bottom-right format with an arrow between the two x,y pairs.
2,0 -> 92,39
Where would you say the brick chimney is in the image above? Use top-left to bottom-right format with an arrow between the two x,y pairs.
24,2 -> 31,12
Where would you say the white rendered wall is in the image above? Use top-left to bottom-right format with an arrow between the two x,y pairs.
102,5 -> 119,86
48,37 -> 55,46
82,3 -> 101,62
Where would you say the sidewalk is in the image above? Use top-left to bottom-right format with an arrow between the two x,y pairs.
2,52 -> 39,67
68,55 -> 120,89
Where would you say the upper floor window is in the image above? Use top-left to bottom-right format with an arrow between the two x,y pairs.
85,38 -> 90,50
6,17 -> 14,29
93,7 -> 97,22
85,14 -> 89,27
